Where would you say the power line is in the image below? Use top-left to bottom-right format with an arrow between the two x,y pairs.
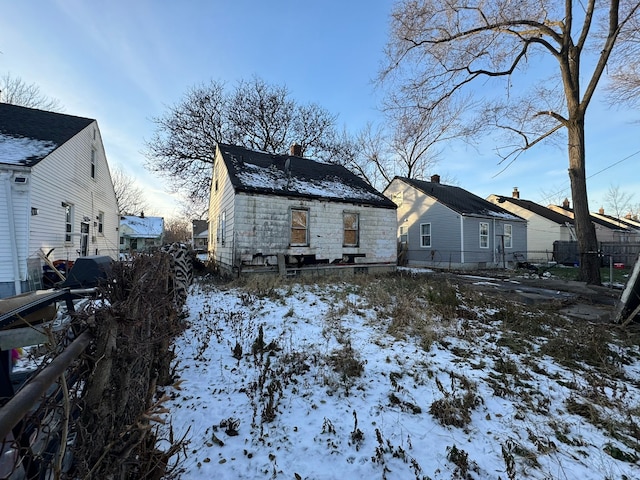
538,148 -> 640,205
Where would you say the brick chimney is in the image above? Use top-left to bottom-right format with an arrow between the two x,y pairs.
512,187 -> 519,199
562,197 -> 570,209
290,143 -> 302,157
430,174 -> 440,184
599,207 -> 605,215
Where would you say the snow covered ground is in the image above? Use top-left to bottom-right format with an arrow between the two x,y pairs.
162,272 -> 640,479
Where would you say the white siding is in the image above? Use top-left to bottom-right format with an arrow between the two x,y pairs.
0,168 -> 31,289
209,151 -> 397,272
29,122 -> 119,264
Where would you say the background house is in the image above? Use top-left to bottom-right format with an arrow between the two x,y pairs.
191,219 -> 209,253
208,143 -> 397,275
0,104 -> 119,298
119,214 -> 164,255
384,176 -> 527,270
487,188 -> 576,263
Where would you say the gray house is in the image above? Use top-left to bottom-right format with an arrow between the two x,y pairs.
384,176 -> 527,270
208,143 -> 398,275
487,189 -> 576,263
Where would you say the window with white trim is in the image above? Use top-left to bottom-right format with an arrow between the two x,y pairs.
291,208 -> 309,246
479,222 -> 489,248
63,203 -> 74,243
98,211 -> 104,235
91,149 -> 96,179
504,224 -> 513,248
399,225 -> 408,244
420,223 -> 431,247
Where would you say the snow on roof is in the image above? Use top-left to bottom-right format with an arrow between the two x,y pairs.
0,133 -> 57,165
220,144 -> 397,209
120,215 -> 164,238
237,163 -> 384,203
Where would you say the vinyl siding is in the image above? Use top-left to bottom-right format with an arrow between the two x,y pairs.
385,178 -> 527,269
29,123 -> 119,263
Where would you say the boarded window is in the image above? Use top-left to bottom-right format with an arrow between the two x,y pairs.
291,209 -> 308,245
343,212 -> 359,246
480,222 -> 489,248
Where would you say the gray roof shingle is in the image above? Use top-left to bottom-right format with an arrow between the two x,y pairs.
218,143 -> 397,209
397,177 -> 523,220
0,103 -> 94,166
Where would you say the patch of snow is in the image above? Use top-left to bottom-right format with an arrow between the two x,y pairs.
0,133 -> 57,164
161,281 -> 640,480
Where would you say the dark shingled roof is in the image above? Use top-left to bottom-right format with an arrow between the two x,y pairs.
0,103 -> 94,166
551,205 -> 632,231
217,143 -> 397,209
396,177 -> 523,220
491,195 -> 575,225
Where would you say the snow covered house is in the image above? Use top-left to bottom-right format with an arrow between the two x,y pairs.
119,214 -> 164,254
0,104 -> 119,298
384,176 -> 527,270
208,143 -> 398,275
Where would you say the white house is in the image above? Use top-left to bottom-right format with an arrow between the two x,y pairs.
0,104 -> 119,298
119,214 -> 164,254
208,143 -> 398,275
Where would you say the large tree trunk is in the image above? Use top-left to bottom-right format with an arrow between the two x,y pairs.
567,119 -> 601,285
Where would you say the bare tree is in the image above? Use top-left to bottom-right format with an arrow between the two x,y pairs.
145,76 -> 340,202
164,218 -> 191,244
0,72 -> 63,112
604,184 -> 634,219
381,0 -> 640,284
605,12 -> 640,106
112,166 -> 150,215
384,89 -> 470,181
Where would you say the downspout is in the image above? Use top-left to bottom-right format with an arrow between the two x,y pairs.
493,218 -> 496,264
2,173 -> 22,295
460,215 -> 464,264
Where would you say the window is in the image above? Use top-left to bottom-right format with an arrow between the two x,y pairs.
343,212 -> 359,246
480,222 -> 489,248
91,149 -> 96,179
420,223 -> 431,247
503,224 -> 513,248
399,225 -> 408,244
98,211 -> 104,235
217,211 -> 226,246
120,236 -> 124,245
63,203 -> 74,243
290,208 -> 309,246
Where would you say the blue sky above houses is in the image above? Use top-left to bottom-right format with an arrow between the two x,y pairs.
1,0 -> 638,218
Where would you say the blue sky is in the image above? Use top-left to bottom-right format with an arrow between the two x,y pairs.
1,0 -> 638,218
